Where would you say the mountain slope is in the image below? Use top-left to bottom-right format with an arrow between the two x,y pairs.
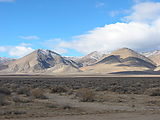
0,57 -> 15,64
143,50 -> 160,66
94,55 -> 121,64
0,57 -> 15,70
81,48 -> 156,74
70,51 -> 106,67
111,48 -> 155,65
2,49 -> 79,73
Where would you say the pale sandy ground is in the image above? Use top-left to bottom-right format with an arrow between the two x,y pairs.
2,74 -> 160,78
9,113 -> 160,120
7,93 -> 160,120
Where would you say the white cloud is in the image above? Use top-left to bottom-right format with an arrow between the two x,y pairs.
95,2 -> 105,8
0,46 -> 7,52
109,9 -> 129,17
53,48 -> 68,54
109,11 -> 120,17
19,36 -> 40,40
132,0 -> 150,3
42,38 -> 68,54
0,44 -> 34,58
59,22 -> 160,54
9,46 -> 34,57
124,2 -> 160,23
19,43 -> 32,47
0,0 -> 15,2
55,2 -> 160,54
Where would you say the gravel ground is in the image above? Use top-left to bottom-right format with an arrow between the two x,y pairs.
7,113 -> 160,120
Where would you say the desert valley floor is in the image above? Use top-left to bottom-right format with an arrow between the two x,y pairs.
0,75 -> 160,120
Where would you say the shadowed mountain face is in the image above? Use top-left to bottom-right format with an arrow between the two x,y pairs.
121,57 -> 156,68
34,49 -> 68,70
155,66 -> 160,71
0,64 -> 8,71
93,55 -> 121,65
63,57 -> 83,68
2,49 -> 79,73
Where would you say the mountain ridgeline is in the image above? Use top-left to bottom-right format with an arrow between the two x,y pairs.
0,48 -> 160,74
0,49 -> 80,74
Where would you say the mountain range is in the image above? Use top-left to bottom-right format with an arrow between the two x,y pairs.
142,50 -> 160,66
0,57 -> 14,64
0,48 -> 160,75
0,57 -> 15,71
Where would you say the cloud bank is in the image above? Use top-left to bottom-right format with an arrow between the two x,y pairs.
95,2 -> 105,8
0,44 -> 34,58
125,2 -> 160,23
57,2 -> 160,54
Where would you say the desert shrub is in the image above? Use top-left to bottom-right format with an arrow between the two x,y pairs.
147,100 -> 160,105
95,86 -> 108,91
11,110 -> 26,115
17,87 -> 31,96
12,96 -> 32,103
46,103 -> 58,108
61,104 -> 72,110
146,88 -> 160,96
0,110 -> 26,115
76,88 -> 95,102
0,94 -> 7,106
0,87 -> 11,95
51,86 -> 68,93
10,84 -> 19,92
110,86 -> 128,94
31,88 -> 47,99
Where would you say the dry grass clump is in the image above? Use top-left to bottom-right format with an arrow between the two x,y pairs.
0,110 -> 26,116
46,103 -> 58,108
0,87 -> 11,106
12,96 -> 32,103
17,87 -> 31,96
147,99 -> 160,106
51,86 -> 68,93
76,88 -> 95,102
0,94 -> 7,106
146,88 -> 160,96
46,103 -> 72,110
61,104 -> 72,110
0,87 -> 11,95
31,88 -> 47,99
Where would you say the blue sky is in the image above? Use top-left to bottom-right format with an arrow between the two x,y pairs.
0,0 -> 160,58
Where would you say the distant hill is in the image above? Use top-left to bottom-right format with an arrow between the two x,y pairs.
143,50 -> 160,66
0,57 -> 15,64
0,57 -> 15,71
67,51 -> 106,67
1,49 -> 80,73
81,48 -> 156,74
